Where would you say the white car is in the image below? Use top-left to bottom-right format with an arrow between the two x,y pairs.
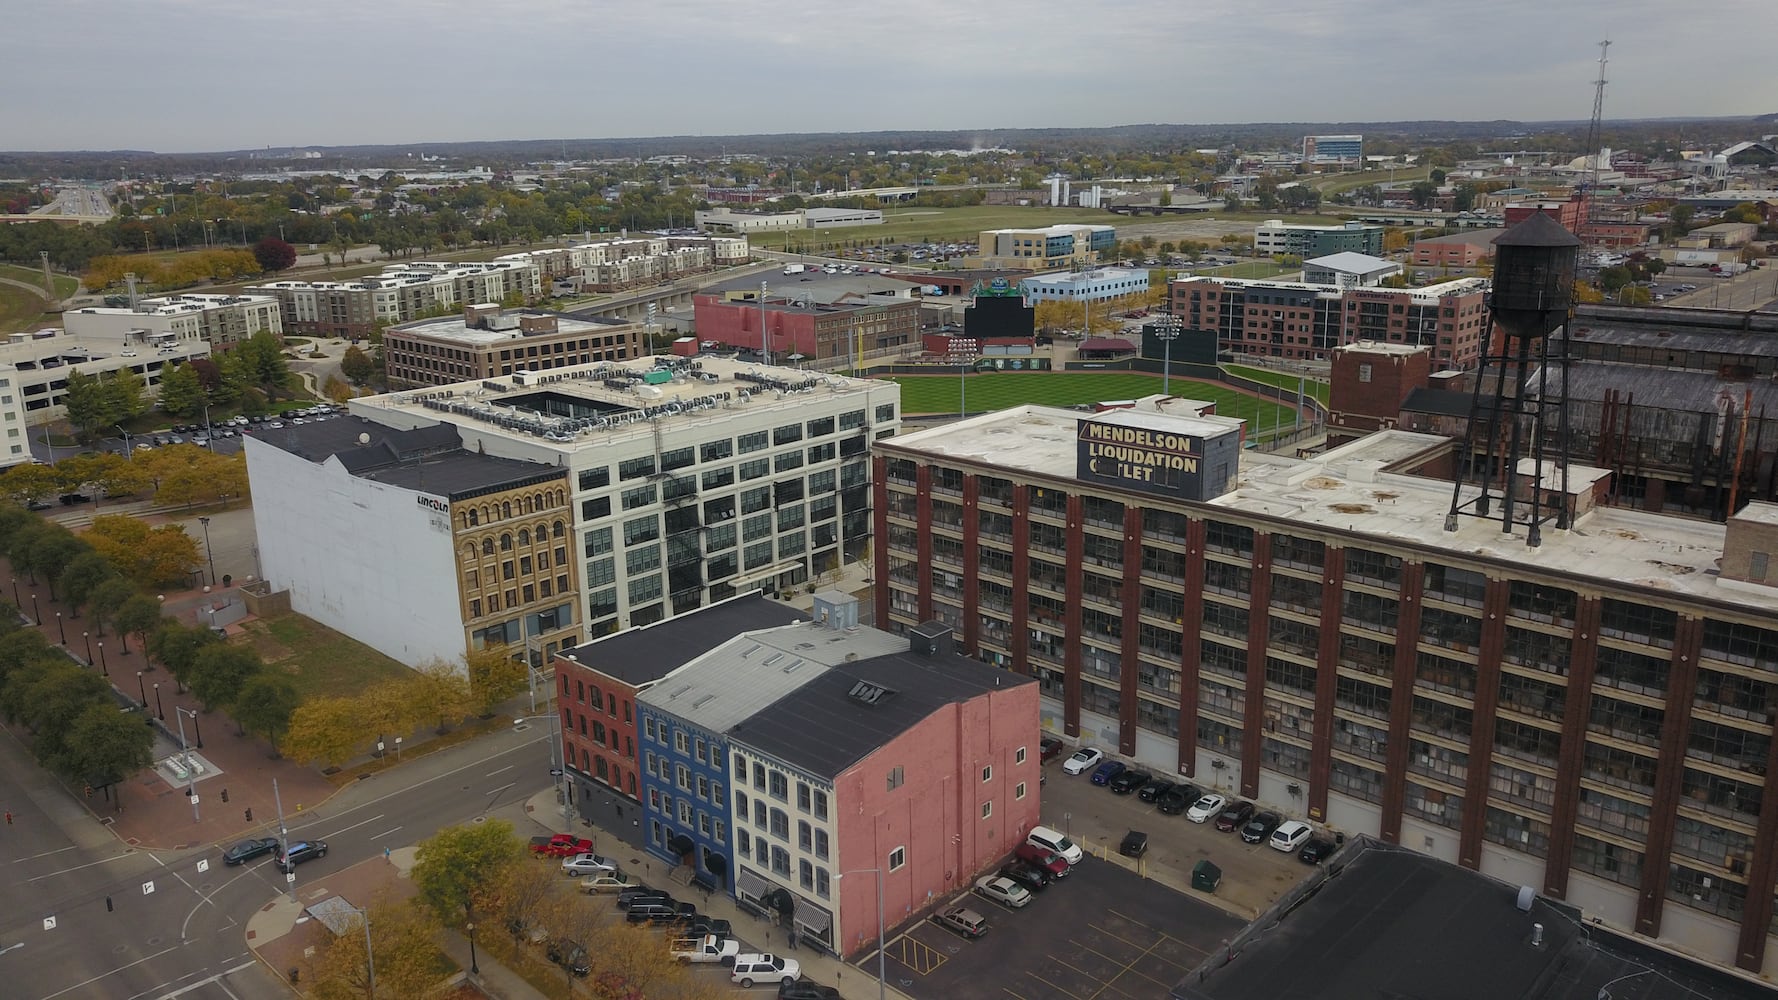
581,872 -> 639,894
1186,794 -> 1227,824
560,852 -> 619,876
1270,820 -> 1314,853
730,953 -> 800,988
1061,748 -> 1103,775
974,874 -> 1032,909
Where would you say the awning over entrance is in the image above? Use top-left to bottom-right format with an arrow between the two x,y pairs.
794,900 -> 833,936
735,866 -> 774,903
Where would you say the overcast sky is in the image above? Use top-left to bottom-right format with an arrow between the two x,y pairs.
5,0 -> 1775,153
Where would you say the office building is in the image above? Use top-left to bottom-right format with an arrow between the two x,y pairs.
1018,267 -> 1150,305
1303,134 -> 1363,164
1254,220 -> 1385,258
382,305 -> 645,388
244,417 -> 579,670
694,208 -> 883,232
974,224 -> 1118,269
875,398 -> 1778,976
1168,275 -> 1492,368
636,594 -> 1040,957
693,273 -> 921,361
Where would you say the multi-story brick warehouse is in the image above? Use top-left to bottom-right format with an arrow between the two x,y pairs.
1169,275 -> 1492,368
873,398 -> 1778,977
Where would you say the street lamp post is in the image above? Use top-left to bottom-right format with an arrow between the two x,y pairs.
515,713 -> 572,831
175,706 -> 200,822
136,669 -> 147,708
466,919 -> 480,975
83,630 -> 92,663
56,611 -> 66,645
116,424 -> 133,460
30,593 -> 39,625
9,577 -> 18,608
198,516 -> 216,586
1154,313 -> 1182,397
154,682 -> 165,720
97,641 -> 107,677
838,868 -> 886,1000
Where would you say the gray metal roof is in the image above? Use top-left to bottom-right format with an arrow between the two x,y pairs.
1560,316 -> 1778,360
636,620 -> 904,733
1535,361 -> 1778,415
557,593 -> 794,687
253,417 -> 560,497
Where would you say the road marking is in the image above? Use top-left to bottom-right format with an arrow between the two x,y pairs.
0,942 -> 21,955
39,943 -> 180,999
486,765 -> 513,776
26,852 -> 137,882
145,960 -> 257,999
281,733 -> 549,836
486,782 -> 515,797
369,827 -> 402,841
320,813 -> 386,839
1022,969 -> 1087,999
10,845 -> 78,864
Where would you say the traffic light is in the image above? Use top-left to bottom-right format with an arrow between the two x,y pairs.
105,896 -> 113,912
84,785 -> 92,799
220,788 -> 229,803
244,808 -> 252,822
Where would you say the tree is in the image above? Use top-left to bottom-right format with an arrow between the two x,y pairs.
1597,265 -> 1632,295
251,237 -> 297,273
339,345 -> 375,384
238,331 -> 292,397
187,643 -> 262,712
1408,181 -> 1438,208
285,696 -> 368,768
0,463 -> 59,505
360,676 -> 426,749
156,363 -> 204,418
1430,168 -> 1448,185
114,594 -> 164,654
62,370 -> 109,441
87,576 -> 135,638
411,820 -> 525,926
303,896 -> 443,1000
465,645 -> 526,716
233,674 -> 301,754
60,551 -> 115,618
86,515 -> 199,589
53,701 -> 154,789
27,528 -> 86,600
479,859 -> 559,945
104,368 -> 147,424
2,660 -> 108,771
410,658 -> 474,733
323,375 -> 353,404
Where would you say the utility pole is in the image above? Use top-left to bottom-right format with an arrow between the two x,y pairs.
274,778 -> 296,903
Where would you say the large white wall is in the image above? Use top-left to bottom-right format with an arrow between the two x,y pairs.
245,438 -> 464,668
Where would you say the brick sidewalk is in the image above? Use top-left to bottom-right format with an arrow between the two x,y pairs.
1,554 -> 336,852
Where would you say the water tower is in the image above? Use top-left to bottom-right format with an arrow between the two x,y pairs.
1443,212 -> 1582,546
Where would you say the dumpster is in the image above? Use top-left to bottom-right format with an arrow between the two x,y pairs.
1192,859 -> 1222,893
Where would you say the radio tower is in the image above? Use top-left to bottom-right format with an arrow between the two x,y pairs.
1582,40 -> 1611,228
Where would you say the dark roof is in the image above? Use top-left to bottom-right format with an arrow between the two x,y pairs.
1078,337 -> 1137,352
1544,360 -> 1778,415
1561,314 -> 1778,360
1399,386 -> 1475,417
1494,211 -> 1582,248
556,593 -> 791,687
1173,839 -> 1771,1000
733,646 -> 1034,780
252,416 -> 561,497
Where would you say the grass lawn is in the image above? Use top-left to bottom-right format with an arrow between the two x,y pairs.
236,612 -> 413,702
0,282 -> 59,334
1223,364 -> 1331,406
747,205 -> 1116,251
1308,166 -> 1432,196
0,263 -> 79,297
883,372 -> 1300,433
1202,260 -> 1302,280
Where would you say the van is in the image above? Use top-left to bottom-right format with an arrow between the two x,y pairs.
1026,825 -> 1083,865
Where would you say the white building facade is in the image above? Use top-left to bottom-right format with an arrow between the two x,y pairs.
61,293 -> 283,352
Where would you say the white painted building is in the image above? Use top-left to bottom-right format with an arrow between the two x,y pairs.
60,292 -> 283,353
1018,267 -> 1150,304
0,329 -> 211,463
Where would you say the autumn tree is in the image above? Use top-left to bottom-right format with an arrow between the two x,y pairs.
410,658 -> 474,733
85,514 -> 200,589
233,674 -> 301,752
303,896 -> 444,1000
285,695 -> 368,768
339,345 -> 375,384
323,375 -> 353,404
411,820 -> 526,927
478,859 -> 560,944
465,645 -> 526,716
252,237 -> 297,273
0,462 -> 58,505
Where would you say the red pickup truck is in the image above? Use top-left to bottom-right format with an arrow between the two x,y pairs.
530,834 -> 594,858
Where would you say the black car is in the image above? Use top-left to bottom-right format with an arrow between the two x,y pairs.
779,982 -> 842,1000
546,939 -> 590,977
1299,837 -> 1337,864
685,916 -> 733,939
223,836 -> 281,866
1040,736 -> 1065,763
1157,784 -> 1201,815
277,839 -> 328,872
1120,830 -> 1149,859
58,493 -> 91,505
25,498 -> 53,511
1241,811 -> 1283,844
997,861 -> 1051,893
616,887 -> 670,909
627,901 -> 697,925
1108,770 -> 1152,795
1214,801 -> 1256,833
1137,779 -> 1177,804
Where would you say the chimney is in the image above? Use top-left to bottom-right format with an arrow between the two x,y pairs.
463,302 -> 498,329
1722,502 -> 1778,587
519,314 -> 559,335
909,621 -> 953,657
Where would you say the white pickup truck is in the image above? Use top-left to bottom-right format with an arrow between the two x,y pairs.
670,933 -> 740,964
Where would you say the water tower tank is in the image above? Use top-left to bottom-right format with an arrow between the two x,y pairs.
1488,212 -> 1581,339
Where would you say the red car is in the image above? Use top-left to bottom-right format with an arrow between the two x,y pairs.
530,834 -> 594,858
1013,843 -> 1071,878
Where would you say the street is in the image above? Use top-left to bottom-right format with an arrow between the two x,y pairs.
0,718 -> 557,999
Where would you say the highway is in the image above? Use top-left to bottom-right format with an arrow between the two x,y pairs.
0,722 -> 556,999
30,187 -> 112,220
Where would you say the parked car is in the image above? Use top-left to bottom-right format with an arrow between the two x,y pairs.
223,837 -> 280,866
531,833 -> 594,858
616,887 -> 672,909
1090,760 -> 1127,786
1061,748 -> 1103,775
778,982 -> 841,1000
1013,843 -> 1071,878
628,901 -> 697,925
1040,736 -> 1065,763
1120,830 -> 1149,859
1271,820 -> 1315,853
546,939 -> 590,977
685,916 -> 734,939
561,852 -> 620,876
1108,770 -> 1152,795
731,953 -> 801,988
1157,784 -> 1200,815
582,873 -> 640,894
1026,825 -> 1083,865
974,874 -> 1033,909
1241,811 -> 1283,845
1186,794 -> 1227,824
1299,837 -> 1337,864
930,906 -> 989,940
1137,779 -> 1177,804
997,861 -> 1051,893
277,839 -> 328,872
1214,801 -> 1256,833
670,933 -> 740,964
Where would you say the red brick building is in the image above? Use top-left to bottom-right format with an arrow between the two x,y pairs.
1325,343 -> 1435,446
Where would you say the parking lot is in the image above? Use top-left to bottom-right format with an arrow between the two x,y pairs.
865,856 -> 1242,1000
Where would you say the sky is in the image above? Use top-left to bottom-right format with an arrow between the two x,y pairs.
4,0 -> 1776,154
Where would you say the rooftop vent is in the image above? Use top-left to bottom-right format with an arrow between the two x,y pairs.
847,680 -> 896,707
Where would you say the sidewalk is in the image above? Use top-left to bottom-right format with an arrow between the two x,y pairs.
519,788 -> 915,1000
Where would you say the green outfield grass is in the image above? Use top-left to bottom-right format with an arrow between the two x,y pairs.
748,205 -> 1116,251
1223,363 -> 1331,406
883,371 -> 1301,435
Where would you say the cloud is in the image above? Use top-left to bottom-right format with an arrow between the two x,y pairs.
2,0 -> 1774,152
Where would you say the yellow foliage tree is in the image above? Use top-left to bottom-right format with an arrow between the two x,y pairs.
83,514 -> 200,589
303,896 -> 445,1000
1572,280 -> 1605,304
360,676 -> 427,747
465,645 -> 527,716
285,695 -> 369,768
409,658 -> 475,734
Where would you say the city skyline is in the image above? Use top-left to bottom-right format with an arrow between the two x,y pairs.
4,0 -> 1775,153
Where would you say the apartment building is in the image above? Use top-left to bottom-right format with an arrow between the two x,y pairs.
61,292 -> 283,353
1254,220 -> 1385,258
875,399 -> 1778,977
246,259 -> 542,339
